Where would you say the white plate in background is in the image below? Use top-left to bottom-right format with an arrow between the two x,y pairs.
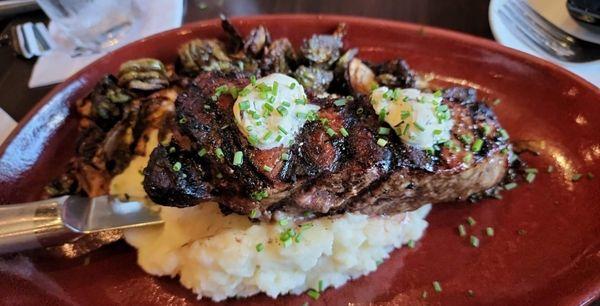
489,0 -> 600,88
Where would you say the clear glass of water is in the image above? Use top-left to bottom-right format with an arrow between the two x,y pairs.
36,0 -> 139,51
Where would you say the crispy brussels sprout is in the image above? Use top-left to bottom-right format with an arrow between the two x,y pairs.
294,65 -> 334,94
300,23 -> 347,66
178,39 -> 233,74
244,25 -> 271,56
261,38 -> 296,74
89,75 -> 132,130
118,58 -> 169,91
374,59 -> 416,88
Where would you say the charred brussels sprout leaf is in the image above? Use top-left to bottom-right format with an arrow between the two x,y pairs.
178,39 -> 233,75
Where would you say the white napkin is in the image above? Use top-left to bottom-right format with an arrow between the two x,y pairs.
29,0 -> 184,88
0,108 -> 17,145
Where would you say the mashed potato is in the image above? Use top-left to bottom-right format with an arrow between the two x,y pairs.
111,132 -> 431,302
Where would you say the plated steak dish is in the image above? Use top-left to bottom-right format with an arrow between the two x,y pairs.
46,17 -> 522,301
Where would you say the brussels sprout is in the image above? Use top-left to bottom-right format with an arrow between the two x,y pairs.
374,59 -> 416,88
294,65 -> 334,94
261,38 -> 297,74
300,23 -> 347,66
118,58 -> 169,90
178,39 -> 233,74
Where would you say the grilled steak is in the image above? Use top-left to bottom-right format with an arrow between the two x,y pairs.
143,72 -> 510,220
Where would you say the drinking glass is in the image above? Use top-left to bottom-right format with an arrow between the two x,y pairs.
36,0 -> 139,51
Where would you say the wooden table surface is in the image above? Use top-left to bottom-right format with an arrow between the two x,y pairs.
0,0 -> 492,121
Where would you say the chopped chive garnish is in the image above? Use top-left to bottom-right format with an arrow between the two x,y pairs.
169,147 -> 176,153
239,100 -> 250,111
433,90 -> 442,98
571,173 -> 583,181
251,189 -> 269,201
326,128 -> 337,137
263,131 -> 273,140
256,243 -> 264,252
318,280 -> 324,292
401,110 -> 411,120
263,165 -> 273,172
203,104 -> 211,109
467,216 -> 476,226
504,182 -> 518,190
275,134 -> 283,142
233,151 -> 243,166
493,98 -> 502,105
458,224 -> 467,237
214,148 -> 224,160
378,109 -> 387,122
278,219 -> 288,226
272,81 -> 279,93
239,88 -> 251,97
289,82 -> 296,89
278,125 -> 288,135
249,209 -> 258,218
250,75 -> 256,85
216,172 -> 223,179
263,103 -> 274,112
377,138 -> 388,147
463,152 -> 473,163
294,98 -> 306,105
281,153 -> 290,161
472,138 -> 483,152
334,98 -> 347,106
402,123 -> 410,136
481,123 -> 491,136
356,107 -> 364,115
486,227 -> 495,237
281,101 -> 291,107
460,134 -> 473,144
248,135 -> 259,146
296,112 -> 307,119
498,128 -> 509,140
178,117 -> 187,124
276,106 -> 288,116
198,148 -> 207,157
413,122 -> 425,132
172,161 -> 182,172
432,129 -> 442,136
407,240 -> 416,248
470,235 -> 480,247
547,165 -> 554,173
525,172 -> 536,183
432,281 -> 443,293
378,127 -> 391,135
340,127 -> 349,137
307,289 -> 320,300
524,168 -> 538,173
422,290 -> 428,299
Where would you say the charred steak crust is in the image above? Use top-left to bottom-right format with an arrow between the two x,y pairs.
142,70 -> 510,219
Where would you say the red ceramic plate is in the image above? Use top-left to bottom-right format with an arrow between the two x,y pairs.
0,15 -> 598,306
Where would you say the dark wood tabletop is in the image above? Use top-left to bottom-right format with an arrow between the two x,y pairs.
0,0 -> 492,121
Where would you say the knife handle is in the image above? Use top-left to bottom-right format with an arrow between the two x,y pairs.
0,196 -> 81,254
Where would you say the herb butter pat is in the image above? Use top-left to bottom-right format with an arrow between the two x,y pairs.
233,73 -> 320,149
370,87 -> 453,150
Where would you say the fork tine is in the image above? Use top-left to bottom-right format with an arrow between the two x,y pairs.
502,2 -> 577,59
498,4 -> 563,58
512,0 -> 576,44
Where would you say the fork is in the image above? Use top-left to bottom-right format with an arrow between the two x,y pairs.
498,0 -> 600,63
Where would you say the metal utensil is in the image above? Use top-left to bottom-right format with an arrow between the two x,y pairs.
498,0 -> 600,63
0,195 -> 163,254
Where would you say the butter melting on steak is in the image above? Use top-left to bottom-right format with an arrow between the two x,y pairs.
143,71 -> 510,220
